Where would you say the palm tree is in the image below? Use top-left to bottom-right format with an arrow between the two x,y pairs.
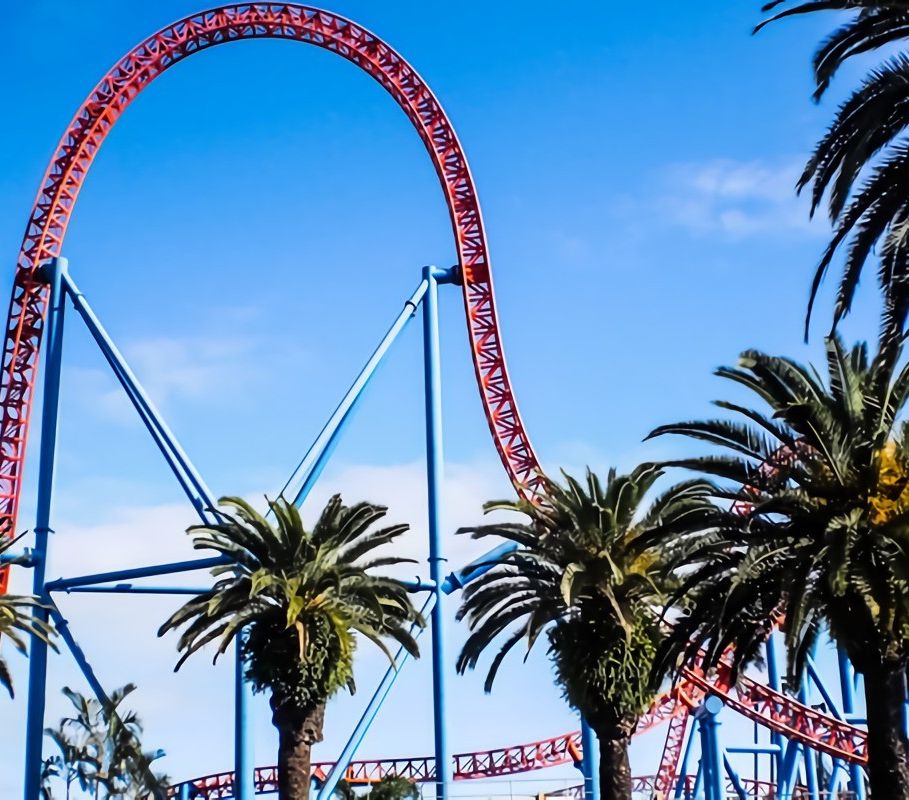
0,533 -> 56,697
46,684 -> 168,799
159,496 -> 425,800
647,336 -> 909,799
455,466 -> 703,800
757,1 -> 909,344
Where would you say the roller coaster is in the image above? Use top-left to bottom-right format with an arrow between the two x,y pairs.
1,5 -> 876,800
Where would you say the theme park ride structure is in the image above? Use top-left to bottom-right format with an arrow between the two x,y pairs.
0,4 -> 880,800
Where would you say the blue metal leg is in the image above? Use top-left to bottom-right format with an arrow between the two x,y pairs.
798,670 -> 820,800
423,265 -> 456,800
673,723 -> 697,800
765,635 -> 783,782
777,741 -> 803,800
580,718 -> 599,800
235,631 -> 255,800
316,596 -> 435,800
281,279 -> 429,508
837,647 -> 866,800
695,696 -> 724,800
24,256 -> 67,800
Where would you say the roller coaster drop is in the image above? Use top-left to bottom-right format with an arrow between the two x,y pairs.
0,5 -> 879,800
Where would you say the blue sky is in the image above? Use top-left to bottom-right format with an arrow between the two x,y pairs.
0,1 -> 875,795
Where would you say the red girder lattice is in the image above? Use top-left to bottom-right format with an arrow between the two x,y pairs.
0,2 -> 544,593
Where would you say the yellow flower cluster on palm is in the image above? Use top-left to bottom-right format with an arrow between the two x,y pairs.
869,441 -> 909,526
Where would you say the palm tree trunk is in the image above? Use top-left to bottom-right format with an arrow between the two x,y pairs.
863,657 -> 909,799
274,701 -> 326,800
594,729 -> 633,800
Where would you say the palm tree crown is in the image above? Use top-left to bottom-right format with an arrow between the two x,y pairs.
159,495 -> 424,800
647,336 -> 909,797
456,465 -> 702,800
758,1 -> 909,341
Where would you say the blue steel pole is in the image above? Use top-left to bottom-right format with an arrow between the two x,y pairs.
423,265 -> 456,800
695,696 -> 724,800
837,648 -> 866,800
316,596 -> 435,800
282,279 -> 429,508
765,635 -> 783,782
580,719 -> 599,800
235,632 -> 255,800
673,723 -> 697,800
24,256 -> 67,800
798,673 -> 820,800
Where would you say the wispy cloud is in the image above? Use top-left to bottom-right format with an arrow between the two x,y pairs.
656,158 -> 826,240
65,331 -> 294,424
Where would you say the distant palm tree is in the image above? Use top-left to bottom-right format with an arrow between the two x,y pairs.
0,533 -> 55,697
44,684 -> 167,799
648,336 -> 909,799
456,466 -> 702,800
159,496 -> 424,800
757,1 -> 909,344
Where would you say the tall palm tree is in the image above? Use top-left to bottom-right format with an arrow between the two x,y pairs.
159,496 -> 424,800
647,336 -> 909,799
757,1 -> 909,344
0,533 -> 55,697
455,466 -> 703,800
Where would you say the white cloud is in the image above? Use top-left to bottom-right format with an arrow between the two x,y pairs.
64,331 -> 294,425
657,158 -> 825,240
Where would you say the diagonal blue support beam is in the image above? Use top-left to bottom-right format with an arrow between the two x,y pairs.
721,754 -> 747,800
61,271 -> 217,521
281,279 -> 429,509
441,542 -> 517,594
314,595 -> 435,800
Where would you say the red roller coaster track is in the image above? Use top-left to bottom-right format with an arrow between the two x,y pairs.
6,4 -> 869,796
168,667 -> 867,798
0,2 -> 544,594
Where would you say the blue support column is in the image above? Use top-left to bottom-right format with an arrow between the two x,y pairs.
24,256 -> 67,800
235,632 -> 255,800
673,723 -> 697,800
837,647 -> 866,800
765,635 -> 783,782
695,696 -> 724,800
423,265 -> 457,800
798,672 -> 820,800
580,718 -> 600,800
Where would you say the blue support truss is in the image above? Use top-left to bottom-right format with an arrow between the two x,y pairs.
20,258 -> 470,800
17,255 -> 877,800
